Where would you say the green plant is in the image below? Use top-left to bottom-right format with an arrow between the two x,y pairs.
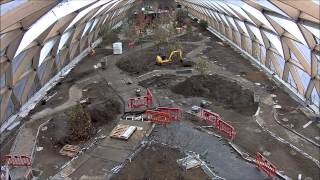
186,25 -> 192,35
195,57 -> 212,75
199,19 -> 208,30
176,9 -> 188,26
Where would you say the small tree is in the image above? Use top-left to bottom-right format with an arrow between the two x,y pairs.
68,103 -> 94,141
176,9 -> 188,26
195,57 -> 212,75
186,25 -> 192,35
199,19 -> 208,30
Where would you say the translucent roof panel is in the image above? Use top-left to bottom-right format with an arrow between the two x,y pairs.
264,31 -> 284,57
12,51 -> 27,73
288,72 -> 297,89
296,67 -> 311,90
242,3 -> 276,32
13,75 -> 28,100
210,1 -> 229,15
226,3 -> 254,24
0,74 -> 5,88
215,1 -> 239,19
303,24 -> 320,40
219,14 -> 230,27
89,19 -> 99,33
81,21 -> 93,38
235,20 -> 249,36
39,38 -> 57,67
247,25 -> 264,46
14,0 -> 96,58
91,1 -> 116,20
311,88 -> 319,105
227,16 -> 238,31
294,41 -> 311,64
57,31 -> 72,53
268,15 -> 308,46
65,0 -> 112,32
255,1 -> 289,17
0,0 -> 27,16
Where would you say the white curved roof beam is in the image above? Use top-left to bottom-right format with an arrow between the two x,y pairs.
65,0 -> 114,32
14,0 -> 96,58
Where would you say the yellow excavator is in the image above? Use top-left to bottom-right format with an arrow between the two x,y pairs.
156,49 -> 183,65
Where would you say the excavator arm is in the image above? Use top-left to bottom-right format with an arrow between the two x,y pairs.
156,49 -> 183,65
168,50 -> 183,62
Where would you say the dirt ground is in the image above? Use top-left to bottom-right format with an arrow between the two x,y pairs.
116,43 -> 197,75
138,74 -> 186,89
171,75 -> 258,116
32,47 -> 123,178
112,143 -> 210,180
30,48 -> 113,114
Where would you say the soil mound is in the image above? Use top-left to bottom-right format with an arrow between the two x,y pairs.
138,74 -> 185,89
171,75 -> 258,116
116,43 -> 196,75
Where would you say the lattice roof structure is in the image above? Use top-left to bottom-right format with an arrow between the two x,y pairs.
177,0 -> 319,110
0,0 -> 319,129
0,0 -> 136,127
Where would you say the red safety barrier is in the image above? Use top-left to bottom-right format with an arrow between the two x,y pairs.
255,152 -> 277,177
200,108 -> 236,140
128,96 -> 149,108
200,108 -> 221,126
128,42 -> 135,49
145,110 -> 172,125
216,118 -> 236,140
4,155 -> 32,167
146,88 -> 153,107
128,88 -> 153,109
157,107 -> 182,121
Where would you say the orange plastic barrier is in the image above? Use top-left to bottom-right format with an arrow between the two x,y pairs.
145,110 -> 172,125
157,107 -> 182,121
200,108 -> 236,140
256,152 -> 277,177
4,155 -> 32,167
128,88 -> 153,109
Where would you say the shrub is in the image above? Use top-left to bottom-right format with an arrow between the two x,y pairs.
199,19 -> 208,30
176,9 -> 188,26
195,57 -> 212,75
